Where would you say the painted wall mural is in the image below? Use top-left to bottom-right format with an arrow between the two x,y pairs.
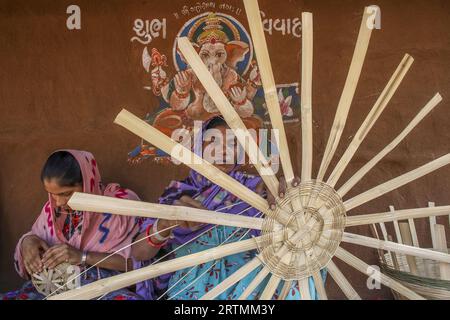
128,8 -> 302,164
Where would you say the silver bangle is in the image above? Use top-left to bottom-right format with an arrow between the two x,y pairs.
80,251 -> 88,266
151,219 -> 171,242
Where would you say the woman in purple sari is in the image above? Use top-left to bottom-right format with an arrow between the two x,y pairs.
132,117 -> 324,300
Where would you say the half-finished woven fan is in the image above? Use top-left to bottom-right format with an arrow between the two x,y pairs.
49,0 -> 449,300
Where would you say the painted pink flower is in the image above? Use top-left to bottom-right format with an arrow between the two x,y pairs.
278,89 -> 294,117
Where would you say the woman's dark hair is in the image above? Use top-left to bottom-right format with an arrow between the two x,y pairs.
41,151 -> 83,187
205,117 -> 228,131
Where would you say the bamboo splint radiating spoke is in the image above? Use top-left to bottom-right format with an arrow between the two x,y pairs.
327,260 -> 361,300
177,37 -> 279,197
338,93 -> 443,197
259,251 -> 293,300
259,274 -> 282,300
68,192 -> 264,230
114,109 -> 294,226
317,7 -> 378,181
49,235 -> 272,300
278,281 -> 292,300
312,271 -> 328,300
344,153 -> 450,211
200,257 -> 262,300
346,205 -> 450,227
342,232 -> 450,264
243,0 -> 296,185
335,247 -> 424,300
327,54 -> 414,187
238,267 -> 271,300
301,12 -> 314,182
298,278 -> 312,300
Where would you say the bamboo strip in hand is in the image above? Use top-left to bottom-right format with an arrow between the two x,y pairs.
68,192 -> 264,230
50,236 -> 262,300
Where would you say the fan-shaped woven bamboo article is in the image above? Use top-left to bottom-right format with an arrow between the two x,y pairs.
47,0 -> 450,300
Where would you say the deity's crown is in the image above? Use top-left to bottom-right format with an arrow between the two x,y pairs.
197,13 -> 229,46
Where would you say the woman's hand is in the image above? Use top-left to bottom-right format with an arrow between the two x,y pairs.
256,176 -> 301,210
41,244 -> 82,269
21,235 -> 49,275
159,195 -> 206,231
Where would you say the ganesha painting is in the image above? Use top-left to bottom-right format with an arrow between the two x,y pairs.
129,12 -> 301,164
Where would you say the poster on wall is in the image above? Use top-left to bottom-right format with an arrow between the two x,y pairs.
127,3 -> 303,164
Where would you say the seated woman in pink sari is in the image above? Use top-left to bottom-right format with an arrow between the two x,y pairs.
1,150 -> 143,300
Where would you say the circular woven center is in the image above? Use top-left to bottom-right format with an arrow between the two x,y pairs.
32,263 -> 80,296
257,180 -> 346,280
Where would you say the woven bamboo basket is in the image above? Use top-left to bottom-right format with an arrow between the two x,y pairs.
374,203 -> 450,300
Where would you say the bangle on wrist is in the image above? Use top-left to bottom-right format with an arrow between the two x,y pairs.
146,224 -> 168,249
152,219 -> 171,242
79,251 -> 88,266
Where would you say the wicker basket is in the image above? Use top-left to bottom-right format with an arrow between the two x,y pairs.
373,203 -> 450,300
380,253 -> 450,299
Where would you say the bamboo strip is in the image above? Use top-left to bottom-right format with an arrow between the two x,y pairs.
243,0 -> 296,184
338,93 -> 443,197
344,154 -> 450,211
178,37 -> 279,196
298,278 -> 312,300
114,109 -> 293,226
379,223 -> 397,267
260,274 -> 282,300
429,202 -> 438,249
327,54 -> 414,187
312,271 -> 328,300
399,222 -> 419,275
342,232 -> 450,264
200,257 -> 262,300
335,247 -> 424,300
346,205 -> 450,227
387,235 -> 401,270
371,224 -> 387,264
301,12 -> 314,182
434,224 -> 450,280
390,206 -> 403,244
327,260 -> 361,300
408,219 -> 420,247
68,193 -> 264,230
238,267 -> 271,300
317,7 -> 377,181
50,236 -> 262,300
278,281 -> 292,300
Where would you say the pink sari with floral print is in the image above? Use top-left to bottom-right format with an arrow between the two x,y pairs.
13,150 -> 141,280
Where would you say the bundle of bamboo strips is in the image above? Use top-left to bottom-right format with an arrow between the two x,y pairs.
372,202 -> 450,299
